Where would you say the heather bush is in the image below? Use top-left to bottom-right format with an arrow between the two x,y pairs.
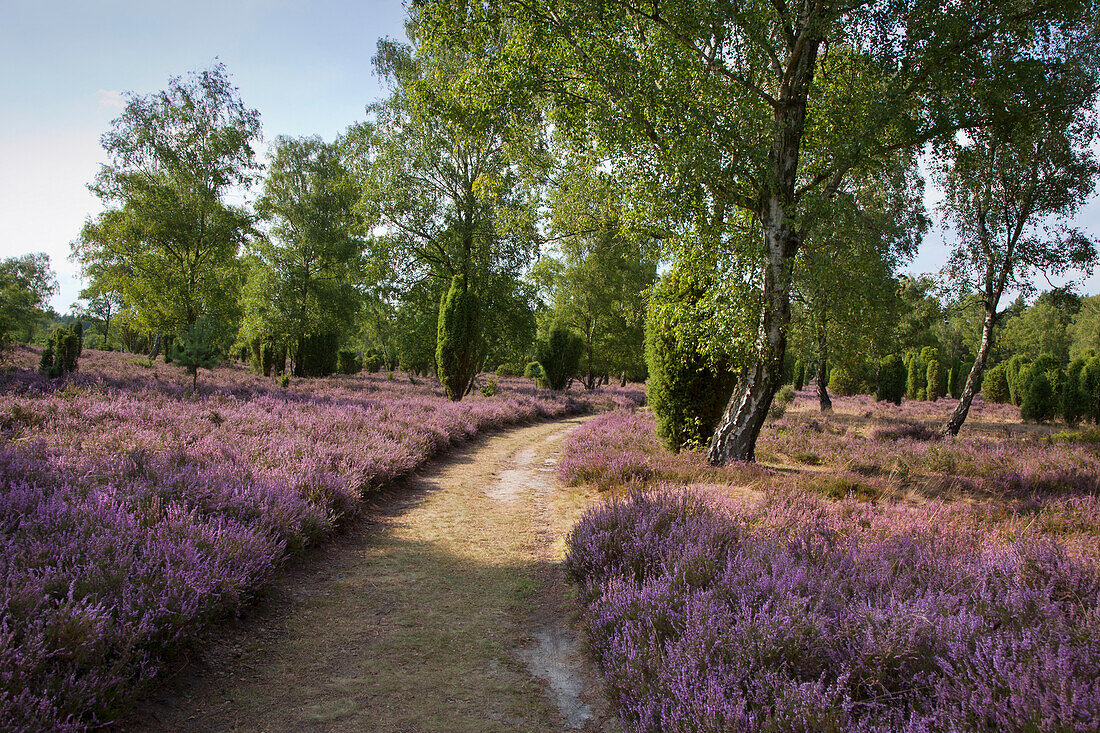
0,348 -> 631,728
1049,426 -> 1100,445
536,322 -> 584,390
870,419 -> 941,442
566,487 -> 1100,732
875,353 -> 905,405
982,362 -> 1011,403
436,274 -> 482,400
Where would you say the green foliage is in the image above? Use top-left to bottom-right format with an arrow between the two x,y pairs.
645,270 -> 739,453
436,275 -> 482,401
536,323 -> 584,391
0,253 -> 57,347
524,362 -> 545,380
906,353 -> 925,401
999,300 -> 1073,365
793,360 -> 806,391
39,326 -> 80,379
363,351 -> 384,373
73,64 -> 258,335
1021,370 -> 1057,423
1015,363 -> 1034,406
534,167 -> 658,388
295,332 -> 339,378
828,366 -> 859,397
249,340 -> 286,377
1062,357 -> 1089,425
344,40 -> 540,374
337,350 -> 362,375
776,385 -> 795,406
1084,357 -> 1100,424
394,280 -> 440,376
171,318 -> 221,390
496,363 -> 523,377
479,376 -> 498,397
240,136 -> 364,374
1006,355 -> 1029,406
1069,295 -> 1100,360
876,354 -> 906,405
949,360 -> 971,399
926,359 -> 943,402
279,374 -> 290,389
982,364 -> 1011,403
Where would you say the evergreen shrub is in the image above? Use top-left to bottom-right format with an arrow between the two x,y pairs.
876,354 -> 906,405
39,326 -> 81,378
645,270 -> 738,453
982,364 -> 1011,403
926,359 -> 942,402
1022,370 -> 1056,423
536,323 -> 584,390
436,275 -> 482,400
828,365 -> 858,396
337,350 -> 362,374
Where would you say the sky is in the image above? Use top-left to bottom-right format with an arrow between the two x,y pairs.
2,0 -> 1099,312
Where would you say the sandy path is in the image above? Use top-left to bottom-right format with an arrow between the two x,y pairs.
125,416 -> 619,733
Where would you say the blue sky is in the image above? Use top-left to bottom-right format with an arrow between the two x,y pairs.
1,0 -> 1099,312
0,0 -> 408,310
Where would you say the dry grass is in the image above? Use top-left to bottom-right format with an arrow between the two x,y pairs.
126,417 -> 617,733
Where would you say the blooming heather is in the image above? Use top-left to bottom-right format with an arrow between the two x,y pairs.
0,348 -> 641,730
567,487 -> 1100,732
563,391 -> 1100,732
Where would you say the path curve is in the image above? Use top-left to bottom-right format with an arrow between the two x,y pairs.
125,416 -> 619,733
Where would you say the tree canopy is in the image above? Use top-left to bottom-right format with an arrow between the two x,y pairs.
410,0 -> 1100,461
73,63 -> 260,337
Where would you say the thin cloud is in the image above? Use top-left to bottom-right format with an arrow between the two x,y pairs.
96,89 -> 126,110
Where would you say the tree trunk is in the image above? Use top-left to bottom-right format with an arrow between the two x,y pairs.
704,34 -> 819,465
943,308 -> 996,436
816,320 -> 832,411
706,215 -> 798,464
103,310 -> 112,351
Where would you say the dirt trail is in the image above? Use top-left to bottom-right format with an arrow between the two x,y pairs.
126,416 -> 619,733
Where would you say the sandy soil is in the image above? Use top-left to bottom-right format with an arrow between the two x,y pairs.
121,416 -> 619,733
